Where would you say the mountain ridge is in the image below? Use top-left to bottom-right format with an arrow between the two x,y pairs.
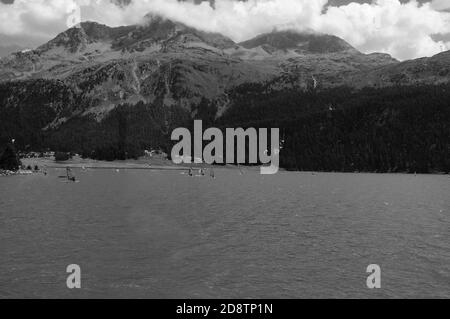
0,15 -> 449,124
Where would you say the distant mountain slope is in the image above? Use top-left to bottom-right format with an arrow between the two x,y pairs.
353,50 -> 450,88
0,44 -> 26,58
238,30 -> 358,54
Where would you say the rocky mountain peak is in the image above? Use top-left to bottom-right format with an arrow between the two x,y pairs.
36,25 -> 90,53
136,14 -> 235,50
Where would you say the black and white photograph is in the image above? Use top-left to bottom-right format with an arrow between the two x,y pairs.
0,0 -> 449,303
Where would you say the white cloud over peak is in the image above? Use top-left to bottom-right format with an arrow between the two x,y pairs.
0,0 -> 449,60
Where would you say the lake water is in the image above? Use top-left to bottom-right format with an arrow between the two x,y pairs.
0,168 -> 449,298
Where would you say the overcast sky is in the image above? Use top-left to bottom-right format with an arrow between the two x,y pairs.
0,0 -> 449,60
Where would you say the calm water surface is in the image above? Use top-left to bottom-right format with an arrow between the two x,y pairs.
0,169 -> 449,298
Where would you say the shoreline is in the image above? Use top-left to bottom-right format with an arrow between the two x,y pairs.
0,169 -> 33,177
20,156 -> 191,172
6,156 -> 449,176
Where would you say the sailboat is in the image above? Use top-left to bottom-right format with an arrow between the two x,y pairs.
66,167 -> 76,182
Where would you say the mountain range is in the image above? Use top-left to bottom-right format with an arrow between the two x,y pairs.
1,15 -> 449,117
0,15 -> 449,172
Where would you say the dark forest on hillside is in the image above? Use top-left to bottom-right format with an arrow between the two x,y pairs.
219,84 -> 450,173
1,80 -> 449,173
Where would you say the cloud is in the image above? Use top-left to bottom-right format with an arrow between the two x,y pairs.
319,0 -> 450,60
431,0 -> 450,11
0,0 -> 449,60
